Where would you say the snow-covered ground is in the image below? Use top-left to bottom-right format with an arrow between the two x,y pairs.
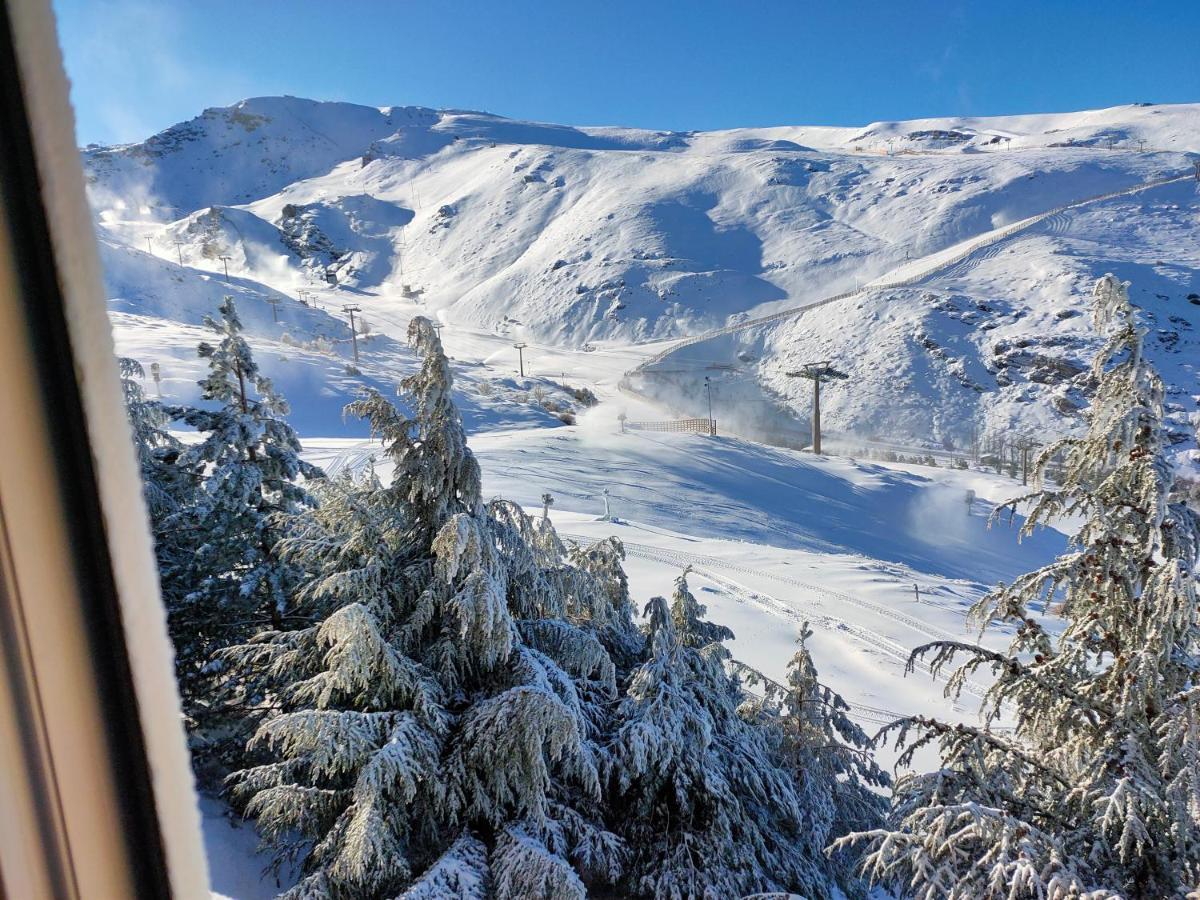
305,409 -> 1065,747
91,96 -> 1200,464
86,96 -> 1199,896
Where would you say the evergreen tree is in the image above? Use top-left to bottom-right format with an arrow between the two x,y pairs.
735,623 -> 890,900
838,276 -> 1200,898
118,357 -> 192,518
670,565 -> 734,648
565,536 -> 643,673
229,318 -> 625,898
345,316 -> 480,552
166,297 -> 321,731
119,357 -> 204,655
607,572 -> 837,898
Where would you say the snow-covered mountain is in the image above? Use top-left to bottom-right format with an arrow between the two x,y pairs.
88,95 -> 1200,458
88,98 -> 1200,895
640,174 -> 1200,458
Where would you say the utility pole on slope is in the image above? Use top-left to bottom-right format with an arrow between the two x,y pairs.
786,362 -> 848,456
1016,435 -> 1038,486
704,376 -> 715,436
343,304 -> 362,364
513,342 -> 527,378
219,255 -> 232,281
174,240 -> 184,265
265,295 -> 281,323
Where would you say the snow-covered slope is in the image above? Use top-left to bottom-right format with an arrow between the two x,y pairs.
90,99 -> 1200,895
87,97 -> 1199,344
101,233 -> 592,437
305,417 -> 1068,766
637,177 -> 1200,460
86,97 -> 421,212
89,94 -> 1199,466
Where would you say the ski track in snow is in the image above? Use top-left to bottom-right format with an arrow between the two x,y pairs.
634,170 -> 1192,371
560,532 -> 992,704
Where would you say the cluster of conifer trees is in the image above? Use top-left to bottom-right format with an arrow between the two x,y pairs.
123,278 -> 1200,898
125,299 -> 883,898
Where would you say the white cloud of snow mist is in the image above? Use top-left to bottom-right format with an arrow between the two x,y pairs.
907,483 -> 976,547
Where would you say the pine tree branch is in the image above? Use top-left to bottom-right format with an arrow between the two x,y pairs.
908,640 -> 1110,724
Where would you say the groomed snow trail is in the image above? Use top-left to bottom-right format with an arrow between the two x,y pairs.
560,532 -> 992,703
634,170 -> 1193,373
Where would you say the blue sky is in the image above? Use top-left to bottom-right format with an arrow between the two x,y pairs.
55,0 -> 1200,146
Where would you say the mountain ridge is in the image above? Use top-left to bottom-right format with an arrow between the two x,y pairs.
88,95 -> 1200,463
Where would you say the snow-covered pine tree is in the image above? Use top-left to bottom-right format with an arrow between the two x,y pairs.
608,570 -> 838,898
118,357 -> 204,644
670,564 -> 734,648
344,316 -> 480,552
229,318 -> 625,898
165,297 -> 321,727
837,275 -> 1200,898
118,357 -> 191,517
734,623 -> 890,900
566,536 -> 643,670
515,494 -> 641,671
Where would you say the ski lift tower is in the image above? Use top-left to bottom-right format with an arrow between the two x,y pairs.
342,305 -> 362,364
785,361 -> 848,455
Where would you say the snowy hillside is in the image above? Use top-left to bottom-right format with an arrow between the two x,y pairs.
87,97 -> 1199,343
640,176 -> 1200,458
87,96 -> 1199,463
86,98 -> 1200,896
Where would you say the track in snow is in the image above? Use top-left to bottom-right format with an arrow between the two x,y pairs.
634,170 -> 1192,375
560,532 -> 993,704
322,441 -> 377,479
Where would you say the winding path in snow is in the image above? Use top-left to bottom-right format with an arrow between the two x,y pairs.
632,170 -> 1193,374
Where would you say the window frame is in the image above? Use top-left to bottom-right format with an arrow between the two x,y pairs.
0,1 -> 209,895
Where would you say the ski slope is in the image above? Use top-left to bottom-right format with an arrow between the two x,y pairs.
308,421 -> 1064,751
635,170 -> 1193,371
93,97 -> 1199,462
83,97 -> 1199,895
